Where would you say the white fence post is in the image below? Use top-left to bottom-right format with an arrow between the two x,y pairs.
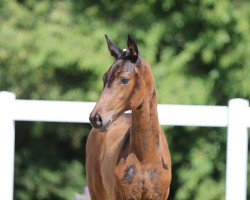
0,92 -> 15,200
226,99 -> 249,200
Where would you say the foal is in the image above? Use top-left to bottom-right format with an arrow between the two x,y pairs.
87,35 -> 171,200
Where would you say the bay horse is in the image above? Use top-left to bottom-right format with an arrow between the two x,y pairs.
86,35 -> 171,200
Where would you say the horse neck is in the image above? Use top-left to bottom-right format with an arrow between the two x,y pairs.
130,86 -> 161,162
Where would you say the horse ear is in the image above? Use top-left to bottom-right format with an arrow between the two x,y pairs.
127,34 -> 139,62
105,34 -> 122,59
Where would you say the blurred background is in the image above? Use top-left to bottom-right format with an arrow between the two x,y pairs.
0,0 -> 250,199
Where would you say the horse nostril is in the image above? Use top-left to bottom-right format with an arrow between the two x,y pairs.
95,114 -> 102,127
89,113 -> 103,129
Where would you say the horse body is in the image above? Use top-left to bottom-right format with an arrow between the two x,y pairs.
86,35 -> 171,200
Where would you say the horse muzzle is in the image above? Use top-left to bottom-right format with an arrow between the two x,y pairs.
89,112 -> 112,132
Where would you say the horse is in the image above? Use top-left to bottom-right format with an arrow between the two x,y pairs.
86,34 -> 171,200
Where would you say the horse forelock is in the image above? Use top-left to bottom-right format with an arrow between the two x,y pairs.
118,49 -> 131,60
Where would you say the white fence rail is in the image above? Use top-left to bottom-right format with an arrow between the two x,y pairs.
0,91 -> 249,200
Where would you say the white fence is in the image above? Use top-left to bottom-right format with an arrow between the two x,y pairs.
0,91 -> 249,200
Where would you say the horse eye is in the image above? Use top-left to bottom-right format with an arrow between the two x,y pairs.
120,77 -> 130,85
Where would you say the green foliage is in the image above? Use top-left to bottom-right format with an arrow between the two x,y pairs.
1,0 -> 250,199
14,122 -> 89,200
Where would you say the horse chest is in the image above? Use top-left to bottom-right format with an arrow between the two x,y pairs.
115,162 -> 170,200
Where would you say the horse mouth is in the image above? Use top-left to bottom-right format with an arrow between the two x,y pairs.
99,109 -> 126,132
99,120 -> 112,132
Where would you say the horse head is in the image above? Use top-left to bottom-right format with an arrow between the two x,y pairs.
89,35 -> 154,132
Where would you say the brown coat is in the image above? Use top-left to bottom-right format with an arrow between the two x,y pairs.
87,35 -> 171,200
